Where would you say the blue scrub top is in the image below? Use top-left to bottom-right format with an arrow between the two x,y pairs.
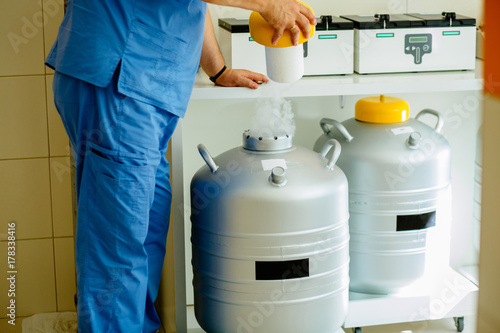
46,0 -> 207,118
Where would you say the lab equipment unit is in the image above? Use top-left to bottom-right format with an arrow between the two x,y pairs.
341,12 -> 476,74
304,15 -> 354,75
218,15 -> 354,77
218,18 -> 266,74
314,95 -> 452,295
191,131 -> 349,333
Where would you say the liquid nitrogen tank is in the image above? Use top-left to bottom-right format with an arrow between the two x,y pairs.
191,131 -> 349,333
314,95 -> 451,295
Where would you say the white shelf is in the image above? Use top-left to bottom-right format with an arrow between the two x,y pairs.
191,60 -> 483,100
344,266 -> 478,329
459,265 -> 479,287
181,267 -> 477,332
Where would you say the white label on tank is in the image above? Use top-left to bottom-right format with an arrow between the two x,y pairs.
391,126 -> 414,135
261,159 -> 287,171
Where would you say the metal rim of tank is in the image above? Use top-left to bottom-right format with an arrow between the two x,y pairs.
242,129 -> 293,151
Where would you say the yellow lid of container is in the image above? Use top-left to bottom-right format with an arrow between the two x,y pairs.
355,95 -> 410,123
249,1 -> 315,48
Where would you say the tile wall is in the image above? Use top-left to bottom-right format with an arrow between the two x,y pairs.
0,0 -> 76,330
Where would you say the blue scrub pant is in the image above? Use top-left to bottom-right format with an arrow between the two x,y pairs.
53,66 -> 179,333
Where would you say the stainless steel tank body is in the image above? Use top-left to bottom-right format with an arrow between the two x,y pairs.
314,109 -> 451,294
191,132 -> 350,333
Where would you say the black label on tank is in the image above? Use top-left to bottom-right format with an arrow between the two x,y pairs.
397,211 -> 436,231
255,259 -> 309,280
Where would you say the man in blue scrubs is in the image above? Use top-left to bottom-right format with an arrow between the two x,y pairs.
46,0 -> 315,332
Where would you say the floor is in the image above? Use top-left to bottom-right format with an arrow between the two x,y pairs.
186,306 -> 476,333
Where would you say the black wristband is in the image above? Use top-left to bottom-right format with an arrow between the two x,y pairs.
209,65 -> 227,83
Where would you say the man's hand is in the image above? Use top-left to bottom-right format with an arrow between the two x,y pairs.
214,68 -> 269,89
200,9 -> 269,90
259,0 -> 317,46
202,0 -> 316,46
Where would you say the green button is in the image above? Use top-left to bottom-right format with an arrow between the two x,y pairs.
318,34 -> 337,39
443,31 -> 460,36
376,33 -> 395,38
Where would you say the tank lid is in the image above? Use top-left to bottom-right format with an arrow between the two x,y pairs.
242,130 -> 293,151
249,1 -> 315,48
355,95 -> 409,123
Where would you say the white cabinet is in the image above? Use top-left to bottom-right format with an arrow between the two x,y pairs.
167,62 -> 483,332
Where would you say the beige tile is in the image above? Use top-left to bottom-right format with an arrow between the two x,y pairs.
43,0 -> 65,74
45,67 -> 55,75
46,66 -> 55,75
50,157 -> 74,238
54,237 -> 76,312
0,76 -> 49,160
0,159 -> 53,241
0,0 -> 46,76
22,313 -> 77,332
46,75 -> 71,157
0,317 -> 24,332
0,239 -> 57,318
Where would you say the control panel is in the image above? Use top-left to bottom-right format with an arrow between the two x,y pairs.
404,33 -> 432,64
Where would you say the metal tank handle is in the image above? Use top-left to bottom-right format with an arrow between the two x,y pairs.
320,118 -> 354,142
415,109 -> 444,133
319,139 -> 342,170
197,144 -> 219,173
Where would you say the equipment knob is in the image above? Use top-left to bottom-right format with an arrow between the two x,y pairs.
407,132 -> 422,149
442,12 -> 457,20
320,15 -> 333,30
442,12 -> 456,26
270,167 -> 287,186
375,14 -> 390,29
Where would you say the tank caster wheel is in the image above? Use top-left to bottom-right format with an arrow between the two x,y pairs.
352,328 -> 362,333
454,316 -> 464,332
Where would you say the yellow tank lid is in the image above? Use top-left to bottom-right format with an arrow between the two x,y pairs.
355,95 -> 410,123
249,1 -> 315,48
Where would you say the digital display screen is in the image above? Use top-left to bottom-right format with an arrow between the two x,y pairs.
409,36 -> 428,43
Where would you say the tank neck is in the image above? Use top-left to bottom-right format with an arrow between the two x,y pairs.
242,130 -> 293,151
